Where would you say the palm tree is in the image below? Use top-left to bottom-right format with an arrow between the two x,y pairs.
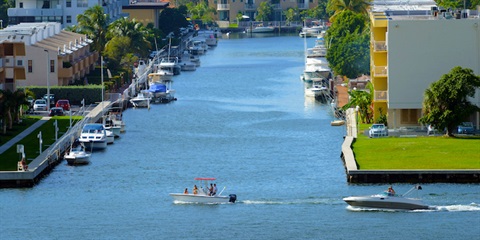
341,82 -> 374,124
77,5 -> 110,56
108,18 -> 151,57
0,89 -> 14,133
327,0 -> 371,21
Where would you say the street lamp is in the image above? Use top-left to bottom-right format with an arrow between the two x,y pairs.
44,49 -> 50,111
355,105 -> 360,137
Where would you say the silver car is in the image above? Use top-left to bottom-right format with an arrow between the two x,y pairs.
33,99 -> 47,111
369,124 -> 388,138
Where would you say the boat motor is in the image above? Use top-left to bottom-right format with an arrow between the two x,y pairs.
229,194 -> 237,203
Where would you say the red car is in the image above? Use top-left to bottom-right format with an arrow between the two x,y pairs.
56,99 -> 70,111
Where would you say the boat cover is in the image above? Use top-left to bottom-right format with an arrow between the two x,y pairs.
148,84 -> 167,93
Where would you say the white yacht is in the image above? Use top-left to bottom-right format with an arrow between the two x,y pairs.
64,142 -> 91,165
301,58 -> 332,82
79,124 -> 108,151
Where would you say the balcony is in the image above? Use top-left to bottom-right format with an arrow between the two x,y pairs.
298,3 -> 309,9
373,65 -> 387,77
217,4 -> 230,11
8,8 -> 63,17
373,40 -> 387,51
374,90 -> 388,101
245,3 -> 256,10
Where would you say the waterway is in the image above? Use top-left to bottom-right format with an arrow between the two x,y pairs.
1,33 -> 479,239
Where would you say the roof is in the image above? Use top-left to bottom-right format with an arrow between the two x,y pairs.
371,0 -> 437,12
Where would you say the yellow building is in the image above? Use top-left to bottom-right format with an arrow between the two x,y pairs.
123,1 -> 170,28
369,1 -> 480,129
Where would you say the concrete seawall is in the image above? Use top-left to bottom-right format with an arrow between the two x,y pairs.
0,102 -> 110,188
340,109 -> 480,183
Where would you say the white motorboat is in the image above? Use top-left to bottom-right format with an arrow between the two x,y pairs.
343,185 -> 430,210
246,25 -> 275,33
305,80 -> 329,98
306,36 -> 327,58
130,91 -> 151,108
188,39 -> 207,55
79,123 -> 108,151
301,58 -> 332,82
169,177 -> 237,204
197,30 -> 218,47
160,57 -> 181,75
106,129 -> 114,144
64,142 -> 91,165
147,83 -> 176,103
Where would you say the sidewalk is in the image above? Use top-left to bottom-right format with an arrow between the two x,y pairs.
0,117 -> 51,154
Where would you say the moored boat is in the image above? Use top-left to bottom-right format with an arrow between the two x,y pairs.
79,124 -> 108,151
64,141 -> 91,165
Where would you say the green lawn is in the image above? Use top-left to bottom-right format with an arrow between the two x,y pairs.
0,117 -> 41,144
0,116 -> 82,171
353,134 -> 480,169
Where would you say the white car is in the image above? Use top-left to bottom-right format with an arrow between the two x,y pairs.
33,99 -> 47,111
369,124 -> 388,138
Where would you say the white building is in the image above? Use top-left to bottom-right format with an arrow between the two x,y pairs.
0,22 -> 97,91
370,0 -> 480,129
7,0 -> 124,28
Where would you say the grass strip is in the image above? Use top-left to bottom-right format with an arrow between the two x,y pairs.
0,116 -> 82,171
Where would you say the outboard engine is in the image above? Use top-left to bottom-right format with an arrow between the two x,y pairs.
229,194 -> 237,203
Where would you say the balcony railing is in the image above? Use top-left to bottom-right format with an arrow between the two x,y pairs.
8,8 -> 63,17
217,4 -> 230,10
373,40 -> 387,51
298,3 -> 309,9
373,65 -> 387,77
374,91 -> 388,101
245,3 -> 256,10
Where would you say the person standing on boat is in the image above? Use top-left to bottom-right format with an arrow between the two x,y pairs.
184,188 -> 189,194
212,184 -> 217,196
208,184 -> 214,196
193,185 -> 198,195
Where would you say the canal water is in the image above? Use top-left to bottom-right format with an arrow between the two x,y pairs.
1,33 -> 479,239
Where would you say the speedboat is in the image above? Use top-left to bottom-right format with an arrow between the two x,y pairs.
147,83 -> 176,103
246,25 -> 275,33
130,92 -> 151,108
79,123 -> 108,151
169,177 -> 237,204
343,185 -> 430,210
64,142 -> 91,165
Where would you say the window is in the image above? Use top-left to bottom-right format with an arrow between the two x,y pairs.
400,109 -> 420,124
66,0 -> 71,7
19,2 -> 23,8
28,60 -> 32,73
17,60 -> 23,66
77,0 -> 88,7
66,16 -> 71,23
50,60 -> 55,73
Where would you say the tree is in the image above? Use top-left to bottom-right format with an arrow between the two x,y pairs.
435,0 -> 480,9
419,66 -> 480,136
303,5 -> 329,21
327,0 -> 371,21
325,10 -> 369,78
284,8 -> 301,24
108,18 -> 151,58
341,82 -> 374,123
186,1 -> 216,27
256,2 -> 274,22
0,0 -> 14,27
76,5 -> 110,56
159,8 -> 190,37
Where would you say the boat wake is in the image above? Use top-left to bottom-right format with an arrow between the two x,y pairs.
241,198 -> 340,205
346,202 -> 480,212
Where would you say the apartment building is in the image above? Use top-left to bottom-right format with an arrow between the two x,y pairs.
207,0 -> 320,25
369,0 -> 480,129
0,22 -> 98,91
7,0 -> 124,28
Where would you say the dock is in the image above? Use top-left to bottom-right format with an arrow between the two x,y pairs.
0,102 -> 110,188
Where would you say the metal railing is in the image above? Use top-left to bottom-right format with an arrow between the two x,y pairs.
373,65 -> 387,77
374,90 -> 388,101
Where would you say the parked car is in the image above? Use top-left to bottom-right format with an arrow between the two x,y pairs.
43,94 -> 55,106
49,107 -> 65,116
457,122 -> 475,134
56,99 -> 70,111
33,99 -> 47,111
27,96 -> 34,106
369,124 -> 388,138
